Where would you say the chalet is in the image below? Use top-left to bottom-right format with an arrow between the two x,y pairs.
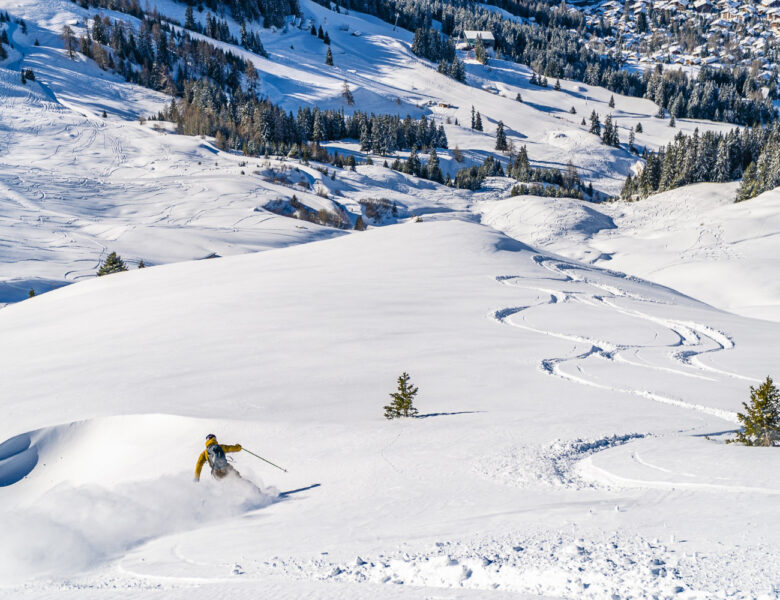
462,30 -> 495,48
693,0 -> 714,10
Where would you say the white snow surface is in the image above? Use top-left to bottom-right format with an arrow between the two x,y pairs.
1,0 -> 780,598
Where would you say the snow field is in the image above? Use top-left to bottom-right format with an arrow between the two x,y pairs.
1,221 -> 779,598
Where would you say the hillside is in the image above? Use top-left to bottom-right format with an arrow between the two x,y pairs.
2,221 -> 779,598
1,0 -> 780,597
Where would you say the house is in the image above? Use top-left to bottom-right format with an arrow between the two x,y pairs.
693,0 -> 714,10
462,30 -> 495,48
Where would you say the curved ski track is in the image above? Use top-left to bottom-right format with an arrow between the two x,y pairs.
492,255 -> 752,422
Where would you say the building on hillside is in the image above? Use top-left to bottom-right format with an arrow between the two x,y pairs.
462,30 -> 495,48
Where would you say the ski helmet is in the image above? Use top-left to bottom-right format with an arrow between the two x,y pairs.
206,433 -> 216,441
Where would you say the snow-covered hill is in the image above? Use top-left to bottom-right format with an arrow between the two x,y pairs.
2,221 -> 779,598
2,0 -> 780,597
479,182 -> 780,322
0,0 -> 746,305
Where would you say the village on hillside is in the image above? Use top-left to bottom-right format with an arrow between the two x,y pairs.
585,0 -> 780,82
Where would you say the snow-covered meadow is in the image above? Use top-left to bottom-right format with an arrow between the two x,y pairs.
1,0 -> 780,597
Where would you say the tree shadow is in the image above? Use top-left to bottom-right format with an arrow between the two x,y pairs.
279,483 -> 321,498
414,411 -> 484,419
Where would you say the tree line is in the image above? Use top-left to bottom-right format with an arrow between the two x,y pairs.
621,124 -> 780,202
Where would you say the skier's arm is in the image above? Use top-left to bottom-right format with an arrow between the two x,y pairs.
222,443 -> 242,453
194,450 -> 208,481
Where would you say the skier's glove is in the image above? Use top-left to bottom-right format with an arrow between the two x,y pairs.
236,444 -> 242,451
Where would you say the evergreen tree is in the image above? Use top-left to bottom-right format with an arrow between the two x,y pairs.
427,147 -> 443,182
323,30 -> 330,45
341,80 -> 354,105
608,95 -> 615,108
474,111 -> 483,132
516,93 -> 523,102
185,6 -> 196,29
474,37 -> 487,64
495,120 -> 508,151
636,122 -> 643,133
325,46 -> 333,66
28,288 -> 35,298
354,215 -> 366,230
669,115 -> 676,128
470,105 -> 475,129
554,78 -> 561,91
97,251 -> 128,276
728,376 -> 780,446
383,372 -> 419,419
569,106 -> 576,114
138,259 -> 146,268
589,110 -> 601,136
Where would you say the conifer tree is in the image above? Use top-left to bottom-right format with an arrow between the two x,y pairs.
669,115 -> 676,128
474,37 -> 487,64
28,288 -> 35,298
569,106 -> 576,114
470,105 -> 475,129
608,94 -> 615,108
427,147 -> 443,182
474,111 -> 483,132
185,6 -> 196,29
635,122 -> 643,133
354,215 -> 366,230
495,120 -> 508,151
138,259 -> 146,268
589,110 -> 601,136
383,372 -> 419,419
97,251 -> 128,276
728,376 -> 780,446
341,80 -> 354,105
325,47 -> 333,66
554,79 -> 561,90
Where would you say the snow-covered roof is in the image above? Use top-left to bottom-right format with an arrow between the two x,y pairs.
463,30 -> 495,41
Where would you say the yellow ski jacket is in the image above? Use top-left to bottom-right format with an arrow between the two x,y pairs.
195,438 -> 242,480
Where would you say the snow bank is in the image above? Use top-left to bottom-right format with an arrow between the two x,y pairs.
0,473 -> 276,581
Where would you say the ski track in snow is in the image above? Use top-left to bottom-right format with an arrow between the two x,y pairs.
492,255 -> 750,423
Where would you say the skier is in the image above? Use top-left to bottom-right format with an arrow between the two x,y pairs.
194,434 -> 243,481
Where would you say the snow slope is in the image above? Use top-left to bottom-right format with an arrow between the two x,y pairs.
479,182 -> 780,322
0,0 -> 745,301
1,221 -> 779,598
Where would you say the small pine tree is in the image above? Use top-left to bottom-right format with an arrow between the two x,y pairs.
569,106 -> 576,114
325,47 -> 333,66
97,251 -> 128,276
138,259 -> 146,269
669,115 -> 676,127
28,288 -> 35,298
515,93 -> 522,102
102,109 -> 107,118
495,120 -> 508,151
608,95 -> 615,108
474,111 -> 483,132
383,372 -> 419,419
554,79 -> 561,90
635,121 -> 643,133
354,215 -> 366,230
728,376 -> 780,446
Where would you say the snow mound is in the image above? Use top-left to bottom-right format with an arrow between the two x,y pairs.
0,473 -> 275,582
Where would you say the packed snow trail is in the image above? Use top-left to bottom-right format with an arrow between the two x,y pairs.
492,256 -> 753,423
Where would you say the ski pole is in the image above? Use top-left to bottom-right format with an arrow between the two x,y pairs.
242,448 -> 288,473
